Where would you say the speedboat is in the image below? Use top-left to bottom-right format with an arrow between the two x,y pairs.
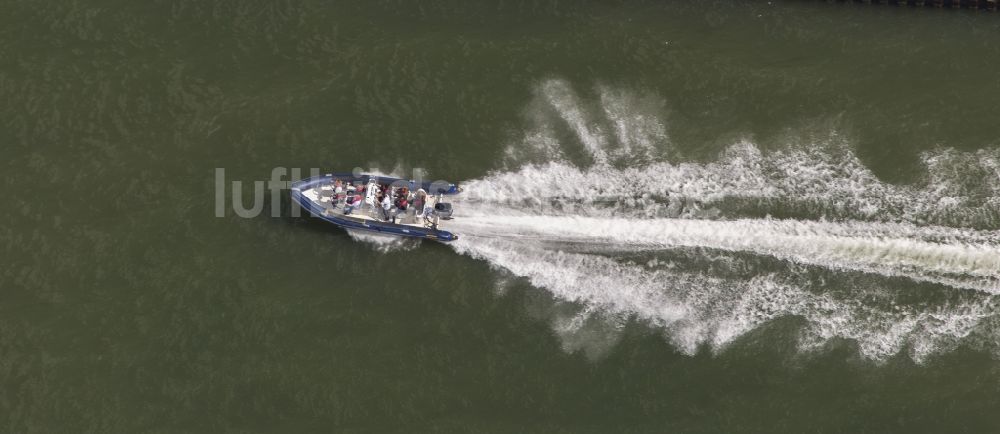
290,173 -> 461,242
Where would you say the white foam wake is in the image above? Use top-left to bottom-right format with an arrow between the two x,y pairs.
450,236 -> 995,362
445,79 -> 1000,361
345,229 -> 419,253
473,144 -> 1000,230
498,79 -> 1000,229
450,215 -> 1000,293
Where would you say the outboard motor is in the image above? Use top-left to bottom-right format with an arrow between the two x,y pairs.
434,202 -> 453,219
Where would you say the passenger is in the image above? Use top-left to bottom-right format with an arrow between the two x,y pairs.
343,193 -> 361,215
333,180 -> 344,203
381,194 -> 393,221
422,200 -> 435,225
413,189 -> 426,217
342,185 -> 358,212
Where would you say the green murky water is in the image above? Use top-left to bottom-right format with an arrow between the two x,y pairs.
4,1 -> 1000,432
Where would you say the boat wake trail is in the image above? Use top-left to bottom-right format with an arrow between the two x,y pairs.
451,216 -> 1000,293
444,79 -> 1000,362
345,229 -> 419,253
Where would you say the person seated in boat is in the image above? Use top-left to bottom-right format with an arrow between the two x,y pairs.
422,198 -> 435,225
343,190 -> 362,215
413,189 -> 427,218
332,180 -> 344,205
380,194 -> 393,221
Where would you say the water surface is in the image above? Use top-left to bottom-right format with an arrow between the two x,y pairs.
3,1 -> 1000,432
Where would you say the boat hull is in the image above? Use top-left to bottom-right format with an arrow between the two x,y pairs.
290,174 -> 459,242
